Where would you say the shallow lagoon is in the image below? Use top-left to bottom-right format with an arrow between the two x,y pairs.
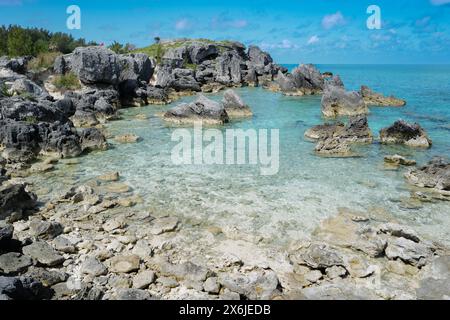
30,65 -> 450,246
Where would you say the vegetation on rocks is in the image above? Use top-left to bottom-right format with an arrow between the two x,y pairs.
0,25 -> 96,57
28,52 -> 61,71
51,72 -> 81,91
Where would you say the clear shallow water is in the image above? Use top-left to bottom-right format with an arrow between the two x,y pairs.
31,65 -> 450,246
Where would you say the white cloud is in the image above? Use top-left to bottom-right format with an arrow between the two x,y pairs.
322,11 -> 346,29
307,35 -> 320,45
229,19 -> 248,28
175,18 -> 191,31
260,39 -> 299,50
430,0 -> 450,5
210,15 -> 249,29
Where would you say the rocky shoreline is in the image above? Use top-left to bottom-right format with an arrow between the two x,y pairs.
1,39 -> 449,300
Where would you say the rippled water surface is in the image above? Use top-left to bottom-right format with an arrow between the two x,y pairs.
31,65 -> 450,246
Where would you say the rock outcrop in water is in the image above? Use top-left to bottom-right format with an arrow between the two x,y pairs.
307,116 -> 373,157
380,120 -> 432,148
321,76 -> 368,117
270,64 -> 324,96
222,89 -> 252,118
162,89 -> 250,125
404,157 -> 450,195
163,94 -> 229,125
360,85 -> 406,107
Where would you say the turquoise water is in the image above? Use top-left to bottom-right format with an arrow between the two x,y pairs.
31,65 -> 450,246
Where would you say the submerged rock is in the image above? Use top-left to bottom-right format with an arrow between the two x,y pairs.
314,137 -> 354,157
380,120 -> 432,148
404,157 -> 450,192
360,85 -> 406,107
163,94 -> 229,125
384,155 -> 416,166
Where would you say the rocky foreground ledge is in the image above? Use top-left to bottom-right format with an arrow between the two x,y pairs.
1,177 -> 449,300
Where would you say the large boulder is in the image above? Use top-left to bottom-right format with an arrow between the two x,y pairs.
380,120 -> 432,148
291,64 -> 324,94
222,89 -> 252,118
0,119 -> 42,157
321,78 -> 368,117
69,46 -> 120,85
274,71 -> 297,94
247,46 -> 273,68
163,95 -> 229,125
404,157 -> 450,191
146,86 -> 170,104
118,53 -> 154,83
360,85 -> 406,107
0,184 -> 37,220
0,97 -> 68,123
38,121 -> 82,158
0,118 -> 93,163
79,128 -> 108,152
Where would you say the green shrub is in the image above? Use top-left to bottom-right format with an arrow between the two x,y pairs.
25,116 -> 38,124
52,72 -> 81,91
0,83 -> 12,97
28,52 -> 60,71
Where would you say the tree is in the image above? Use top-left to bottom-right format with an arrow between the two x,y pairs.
50,32 -> 75,54
7,26 -> 33,56
108,41 -> 124,54
0,26 -> 7,56
33,39 -> 49,55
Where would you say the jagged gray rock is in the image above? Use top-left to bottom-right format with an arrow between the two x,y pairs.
222,89 -> 252,117
404,157 -> 450,191
380,120 -> 432,148
321,78 -> 368,117
163,94 -> 229,125
360,85 -> 406,107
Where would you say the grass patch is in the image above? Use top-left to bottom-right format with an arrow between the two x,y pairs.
52,72 -> 81,91
133,39 -> 239,61
0,83 -> 12,97
25,116 -> 38,124
28,52 -> 61,71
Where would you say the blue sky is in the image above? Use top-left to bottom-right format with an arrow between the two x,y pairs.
0,0 -> 449,64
